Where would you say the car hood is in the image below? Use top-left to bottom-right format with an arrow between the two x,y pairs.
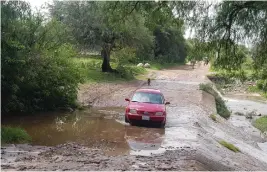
128,102 -> 165,112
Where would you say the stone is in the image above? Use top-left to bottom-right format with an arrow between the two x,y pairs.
137,63 -> 144,67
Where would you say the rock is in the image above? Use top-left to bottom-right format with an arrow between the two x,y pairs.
234,112 -> 244,116
245,110 -> 257,119
137,63 -> 144,67
144,63 -> 150,68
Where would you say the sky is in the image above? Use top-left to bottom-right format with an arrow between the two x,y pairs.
27,0 -> 50,9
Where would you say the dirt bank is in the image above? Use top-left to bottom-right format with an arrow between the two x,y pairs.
2,63 -> 267,171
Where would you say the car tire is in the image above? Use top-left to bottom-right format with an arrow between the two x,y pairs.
160,122 -> 166,128
125,116 -> 129,123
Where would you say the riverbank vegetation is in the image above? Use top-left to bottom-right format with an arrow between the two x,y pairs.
1,127 -> 32,144
253,116 -> 267,133
199,84 -> 231,119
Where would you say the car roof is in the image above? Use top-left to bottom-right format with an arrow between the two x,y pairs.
136,89 -> 162,94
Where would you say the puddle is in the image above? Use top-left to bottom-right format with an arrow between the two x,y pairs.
2,108 -> 168,156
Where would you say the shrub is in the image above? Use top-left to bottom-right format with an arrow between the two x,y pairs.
1,2 -> 84,113
253,116 -> 267,133
219,140 -> 240,152
257,79 -> 267,93
1,126 -> 32,144
199,83 -> 231,119
115,65 -> 146,80
2,44 -> 84,113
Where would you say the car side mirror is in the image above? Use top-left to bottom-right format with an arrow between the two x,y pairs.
165,102 -> 170,105
125,98 -> 130,102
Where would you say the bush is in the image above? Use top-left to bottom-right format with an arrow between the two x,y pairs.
116,65 -> 146,80
253,116 -> 267,133
199,83 -> 231,119
219,140 -> 240,152
1,126 -> 32,144
2,44 -> 84,113
257,79 -> 267,93
1,2 -> 84,113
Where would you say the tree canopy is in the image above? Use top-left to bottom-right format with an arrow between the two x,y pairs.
48,1 -> 188,71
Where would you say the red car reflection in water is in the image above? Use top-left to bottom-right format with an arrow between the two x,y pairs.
124,89 -> 170,127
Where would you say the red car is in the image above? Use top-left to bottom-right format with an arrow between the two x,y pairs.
125,89 -> 170,127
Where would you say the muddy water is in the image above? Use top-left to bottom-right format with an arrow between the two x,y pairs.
2,108 -> 167,156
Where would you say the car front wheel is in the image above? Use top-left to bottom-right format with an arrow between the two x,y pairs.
160,121 -> 166,128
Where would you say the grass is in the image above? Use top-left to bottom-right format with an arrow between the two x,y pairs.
253,116 -> 267,133
199,83 -> 231,119
149,62 -> 184,70
73,57 -> 146,83
210,114 -> 217,122
73,55 -> 182,83
248,85 -> 267,98
1,126 -> 32,144
219,140 -> 240,152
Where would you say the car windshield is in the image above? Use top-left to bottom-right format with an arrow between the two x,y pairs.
131,92 -> 164,104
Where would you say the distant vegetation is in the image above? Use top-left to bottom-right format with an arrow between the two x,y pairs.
219,140 -> 240,153
1,126 -> 32,144
199,84 -> 231,119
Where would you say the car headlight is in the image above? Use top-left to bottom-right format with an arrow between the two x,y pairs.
155,112 -> 163,116
129,109 -> 137,114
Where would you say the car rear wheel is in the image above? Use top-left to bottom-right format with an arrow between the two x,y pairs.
125,116 -> 129,123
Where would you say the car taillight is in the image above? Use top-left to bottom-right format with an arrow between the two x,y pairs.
125,107 -> 130,113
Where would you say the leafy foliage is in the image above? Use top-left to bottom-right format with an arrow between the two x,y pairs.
1,1 -> 83,113
48,1 -> 188,68
253,116 -> 267,133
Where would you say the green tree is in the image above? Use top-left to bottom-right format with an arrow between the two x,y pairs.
49,1 -> 154,72
1,1 -> 83,113
186,1 -> 267,70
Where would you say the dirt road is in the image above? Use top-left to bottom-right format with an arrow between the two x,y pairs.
2,63 -> 267,170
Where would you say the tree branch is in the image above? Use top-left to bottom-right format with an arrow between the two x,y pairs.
120,1 -> 139,21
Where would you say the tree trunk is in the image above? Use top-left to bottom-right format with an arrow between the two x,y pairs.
101,43 -> 113,72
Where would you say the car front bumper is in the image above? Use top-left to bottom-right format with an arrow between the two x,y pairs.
125,113 -> 166,123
